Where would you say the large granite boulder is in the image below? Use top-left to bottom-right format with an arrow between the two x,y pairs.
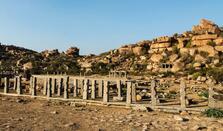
192,19 -> 221,34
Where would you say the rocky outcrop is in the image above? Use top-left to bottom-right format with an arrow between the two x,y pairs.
192,19 -> 221,35
66,47 -> 79,57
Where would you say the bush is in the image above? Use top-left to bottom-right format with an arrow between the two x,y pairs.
207,68 -> 223,83
198,90 -> 209,99
207,41 -> 216,47
192,72 -> 201,80
185,41 -> 192,48
172,45 -> 179,54
199,51 -> 209,58
203,108 -> 223,118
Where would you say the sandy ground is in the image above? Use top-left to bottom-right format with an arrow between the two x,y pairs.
0,95 -> 223,131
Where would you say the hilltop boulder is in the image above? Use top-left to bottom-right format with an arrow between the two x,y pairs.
66,47 -> 79,57
192,19 -> 221,34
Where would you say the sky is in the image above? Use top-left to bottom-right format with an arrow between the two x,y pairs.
0,0 -> 223,55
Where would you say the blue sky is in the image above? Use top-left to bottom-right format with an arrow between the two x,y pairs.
0,0 -> 222,55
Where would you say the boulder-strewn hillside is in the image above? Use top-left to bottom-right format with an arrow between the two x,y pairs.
1,19 -> 223,82
0,44 -> 81,76
80,19 -> 223,82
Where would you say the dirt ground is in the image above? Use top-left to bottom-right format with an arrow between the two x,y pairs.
0,95 -> 223,131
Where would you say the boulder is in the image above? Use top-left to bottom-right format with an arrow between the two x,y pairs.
171,62 -> 184,72
150,54 -> 163,62
169,54 -> 179,62
193,62 -> 201,68
192,40 -> 211,46
195,54 -> 206,62
66,47 -> 79,57
180,48 -> 189,54
132,46 -> 144,55
118,46 -> 133,54
156,36 -> 171,43
214,37 -> 223,45
192,19 -> 221,34
192,34 -> 218,41
23,62 -> 33,70
214,46 -> 223,52
197,45 -> 218,57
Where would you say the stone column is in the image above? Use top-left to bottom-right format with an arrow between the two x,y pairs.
52,78 -> 56,94
31,77 -> 37,96
64,76 -> 69,99
98,80 -> 103,97
117,80 -> 122,98
29,77 -> 33,94
180,80 -> 187,109
43,77 -> 47,95
83,79 -> 89,100
17,76 -> 22,95
103,80 -> 109,104
151,80 -> 159,106
91,79 -> 96,99
57,78 -> 63,96
47,78 -> 52,98
126,81 -> 132,105
131,83 -> 136,102
4,77 -> 9,94
13,77 -> 17,90
208,85 -> 215,108
73,78 -> 78,97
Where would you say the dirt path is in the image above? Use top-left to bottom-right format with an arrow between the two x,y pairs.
0,95 -> 222,131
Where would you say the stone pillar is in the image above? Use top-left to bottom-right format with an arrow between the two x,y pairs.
83,79 -> 89,100
117,80 -> 122,98
208,85 -> 215,108
64,76 -> 69,99
47,78 -> 52,98
79,79 -> 84,96
4,77 -> 9,94
29,77 -> 33,94
131,83 -> 136,102
17,76 -> 22,95
57,78 -> 63,96
98,80 -> 103,97
91,79 -> 96,99
43,77 -> 47,95
103,80 -> 109,104
31,77 -> 37,96
13,77 -> 17,90
73,79 -> 78,97
52,78 -> 56,94
126,81 -> 132,105
180,80 -> 187,109
151,80 -> 159,106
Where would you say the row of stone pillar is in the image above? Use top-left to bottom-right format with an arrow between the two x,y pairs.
3,76 -> 22,95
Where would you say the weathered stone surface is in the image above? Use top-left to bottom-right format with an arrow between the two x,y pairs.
118,46 -> 133,54
195,55 -> 206,62
214,46 -> 223,52
192,40 -> 211,46
192,34 -> 218,41
150,43 -> 171,49
193,62 -> 201,68
197,45 -> 217,56
192,19 -> 221,34
150,54 -> 163,62
214,37 -> 223,45
155,36 -> 172,43
169,54 -> 178,62
132,46 -> 144,55
171,62 -> 184,72
179,48 -> 189,54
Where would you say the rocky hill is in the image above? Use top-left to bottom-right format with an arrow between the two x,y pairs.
80,19 -> 223,82
1,19 -> 223,82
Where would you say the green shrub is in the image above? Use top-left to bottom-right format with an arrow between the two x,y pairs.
207,68 -> 223,83
172,45 -> 179,54
203,108 -> 223,118
192,72 -> 201,80
185,41 -> 192,48
207,41 -> 216,47
198,90 -> 209,99
199,51 -> 209,58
